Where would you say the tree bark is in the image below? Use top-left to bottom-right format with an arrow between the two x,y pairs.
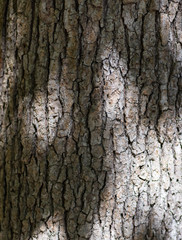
0,0 -> 182,239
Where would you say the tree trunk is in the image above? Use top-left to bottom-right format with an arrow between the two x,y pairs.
0,0 -> 182,239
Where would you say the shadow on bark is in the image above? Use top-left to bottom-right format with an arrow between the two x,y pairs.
0,0 -> 182,240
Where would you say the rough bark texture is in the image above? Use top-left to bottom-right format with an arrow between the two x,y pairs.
0,0 -> 182,239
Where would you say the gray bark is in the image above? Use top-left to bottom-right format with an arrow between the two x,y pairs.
0,0 -> 182,239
